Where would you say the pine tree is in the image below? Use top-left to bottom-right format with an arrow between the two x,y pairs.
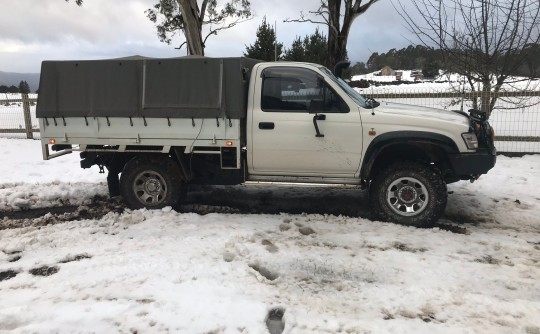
18,80 -> 31,94
422,60 -> 439,78
7,85 -> 19,93
349,62 -> 368,75
283,28 -> 328,65
283,37 -> 305,61
244,17 -> 283,61
303,28 -> 328,65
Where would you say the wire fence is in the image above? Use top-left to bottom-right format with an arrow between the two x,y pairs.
1,91 -> 539,152
359,88 -> 540,153
0,94 -> 39,139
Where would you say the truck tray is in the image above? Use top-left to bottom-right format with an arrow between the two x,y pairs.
36,56 -> 261,120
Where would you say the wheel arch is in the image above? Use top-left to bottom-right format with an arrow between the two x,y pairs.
361,131 -> 460,180
80,147 -> 189,177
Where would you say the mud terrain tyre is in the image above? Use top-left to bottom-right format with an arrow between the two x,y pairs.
120,155 -> 185,210
370,161 -> 447,227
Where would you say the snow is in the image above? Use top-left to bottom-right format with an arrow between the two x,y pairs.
351,70 -> 540,91
0,138 -> 106,211
1,139 -> 540,333
352,69 -> 427,83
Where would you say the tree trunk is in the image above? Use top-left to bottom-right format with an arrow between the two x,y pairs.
326,0 -> 357,70
326,0 -> 343,70
481,80 -> 491,118
328,34 -> 349,71
177,0 -> 204,55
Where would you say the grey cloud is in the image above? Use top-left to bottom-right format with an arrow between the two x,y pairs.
0,0 -> 415,72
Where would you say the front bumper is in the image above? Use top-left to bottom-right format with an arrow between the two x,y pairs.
448,149 -> 497,177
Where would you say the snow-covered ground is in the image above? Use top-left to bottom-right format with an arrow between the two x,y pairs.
0,138 -> 539,333
351,70 -> 540,91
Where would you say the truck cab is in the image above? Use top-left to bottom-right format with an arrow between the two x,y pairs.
248,62 -> 363,180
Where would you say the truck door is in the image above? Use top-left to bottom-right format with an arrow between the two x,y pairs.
250,66 -> 363,177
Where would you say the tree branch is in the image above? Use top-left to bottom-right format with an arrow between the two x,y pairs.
174,41 -> 187,50
65,0 -> 83,5
199,0 -> 209,22
203,16 -> 253,46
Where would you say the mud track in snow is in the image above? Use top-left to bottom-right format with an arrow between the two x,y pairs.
0,185 -> 466,233
0,196 -> 124,230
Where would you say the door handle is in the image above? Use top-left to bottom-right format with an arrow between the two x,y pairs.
259,122 -> 275,130
312,114 -> 326,137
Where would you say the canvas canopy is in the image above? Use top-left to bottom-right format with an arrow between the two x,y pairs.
36,56 -> 261,119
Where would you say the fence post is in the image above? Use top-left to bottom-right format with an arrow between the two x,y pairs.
22,93 -> 33,139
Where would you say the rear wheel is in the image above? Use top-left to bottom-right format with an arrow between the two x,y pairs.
120,155 -> 185,210
370,161 -> 447,226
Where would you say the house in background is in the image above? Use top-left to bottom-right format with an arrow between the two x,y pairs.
411,69 -> 424,81
379,66 -> 395,76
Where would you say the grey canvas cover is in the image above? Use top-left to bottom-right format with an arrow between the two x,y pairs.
36,56 -> 261,119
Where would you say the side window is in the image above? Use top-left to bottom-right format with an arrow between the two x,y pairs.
261,67 -> 349,113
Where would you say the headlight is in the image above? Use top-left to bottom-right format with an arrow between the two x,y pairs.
462,132 -> 479,150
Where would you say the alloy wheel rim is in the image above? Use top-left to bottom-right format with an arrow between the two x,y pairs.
386,177 -> 429,216
133,170 -> 167,206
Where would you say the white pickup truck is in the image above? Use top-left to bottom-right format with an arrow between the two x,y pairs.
36,56 -> 496,226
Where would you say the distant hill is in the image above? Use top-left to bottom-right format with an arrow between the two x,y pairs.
0,71 -> 40,92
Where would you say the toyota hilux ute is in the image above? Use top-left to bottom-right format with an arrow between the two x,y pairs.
36,56 -> 496,226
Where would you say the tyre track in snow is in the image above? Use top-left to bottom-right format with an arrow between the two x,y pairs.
0,196 -> 124,230
0,185 -> 467,233
0,185 -> 370,228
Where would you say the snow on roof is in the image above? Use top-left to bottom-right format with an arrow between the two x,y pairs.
352,69 -> 420,82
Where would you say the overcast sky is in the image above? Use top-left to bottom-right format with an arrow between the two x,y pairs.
0,0 -> 416,73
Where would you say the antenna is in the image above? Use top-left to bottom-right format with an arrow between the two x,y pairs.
370,84 -> 375,115
274,20 -> 278,61
460,75 -> 465,112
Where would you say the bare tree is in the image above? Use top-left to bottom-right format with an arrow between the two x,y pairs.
285,0 -> 381,70
396,0 -> 540,119
67,0 -> 252,56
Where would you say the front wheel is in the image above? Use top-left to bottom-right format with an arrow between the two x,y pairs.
369,161 -> 447,227
120,155 -> 185,210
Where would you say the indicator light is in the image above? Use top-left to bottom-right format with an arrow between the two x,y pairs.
461,133 -> 478,149
49,139 -> 56,144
